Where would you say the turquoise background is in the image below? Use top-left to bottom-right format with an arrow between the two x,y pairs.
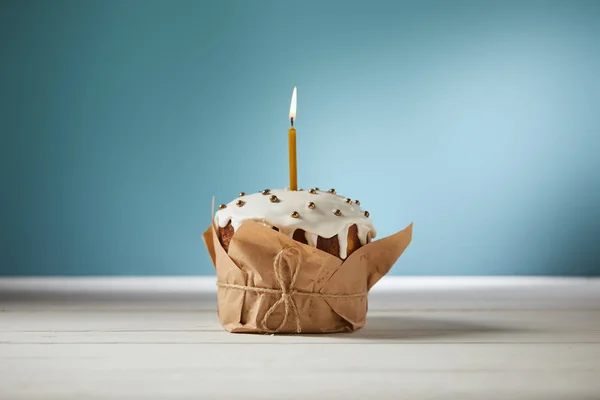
1,0 -> 599,276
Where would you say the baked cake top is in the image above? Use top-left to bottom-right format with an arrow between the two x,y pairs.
214,188 -> 376,258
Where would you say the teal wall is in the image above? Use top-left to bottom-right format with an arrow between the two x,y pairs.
1,0 -> 599,276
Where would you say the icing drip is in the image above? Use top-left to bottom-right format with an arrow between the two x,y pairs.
305,231 -> 318,248
337,225 -> 350,259
356,224 -> 371,246
214,188 -> 376,259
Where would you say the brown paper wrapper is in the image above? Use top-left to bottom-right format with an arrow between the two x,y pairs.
202,220 -> 413,334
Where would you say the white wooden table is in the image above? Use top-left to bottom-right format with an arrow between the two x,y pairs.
1,277 -> 599,400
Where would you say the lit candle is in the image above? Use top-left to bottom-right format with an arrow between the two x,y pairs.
288,86 -> 297,191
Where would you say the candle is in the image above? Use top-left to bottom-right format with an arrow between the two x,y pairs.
288,86 -> 297,191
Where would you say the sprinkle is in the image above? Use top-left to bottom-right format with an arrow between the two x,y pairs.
354,200 -> 360,205
291,211 -> 300,218
364,211 -> 370,217
261,189 -> 271,195
269,195 -> 279,203
308,188 -> 317,194
235,200 -> 245,207
238,192 -> 245,197
328,189 -> 336,194
218,204 -> 227,210
307,202 -> 316,209
333,209 -> 342,216
345,198 -> 352,203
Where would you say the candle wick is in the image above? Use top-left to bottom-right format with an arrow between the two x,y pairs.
290,118 -> 294,127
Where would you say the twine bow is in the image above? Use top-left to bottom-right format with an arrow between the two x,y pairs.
217,246 -> 366,333
260,246 -> 303,333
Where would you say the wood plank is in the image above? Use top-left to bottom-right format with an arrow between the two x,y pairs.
1,310 -> 600,344
2,329 -> 600,344
1,344 -> 599,400
3,310 -> 600,331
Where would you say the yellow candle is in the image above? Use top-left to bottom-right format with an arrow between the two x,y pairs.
288,86 -> 298,190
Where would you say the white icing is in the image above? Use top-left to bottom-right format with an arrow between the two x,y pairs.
305,231 -> 318,248
357,224 -> 371,246
215,189 -> 376,259
337,225 -> 349,259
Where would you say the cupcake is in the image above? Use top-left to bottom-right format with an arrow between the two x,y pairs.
214,188 -> 375,259
204,188 -> 413,334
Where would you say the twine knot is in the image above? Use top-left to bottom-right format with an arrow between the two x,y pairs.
261,246 -> 303,333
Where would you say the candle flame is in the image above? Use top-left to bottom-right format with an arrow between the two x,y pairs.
289,86 -> 297,123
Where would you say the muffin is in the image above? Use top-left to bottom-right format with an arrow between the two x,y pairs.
214,188 -> 376,259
